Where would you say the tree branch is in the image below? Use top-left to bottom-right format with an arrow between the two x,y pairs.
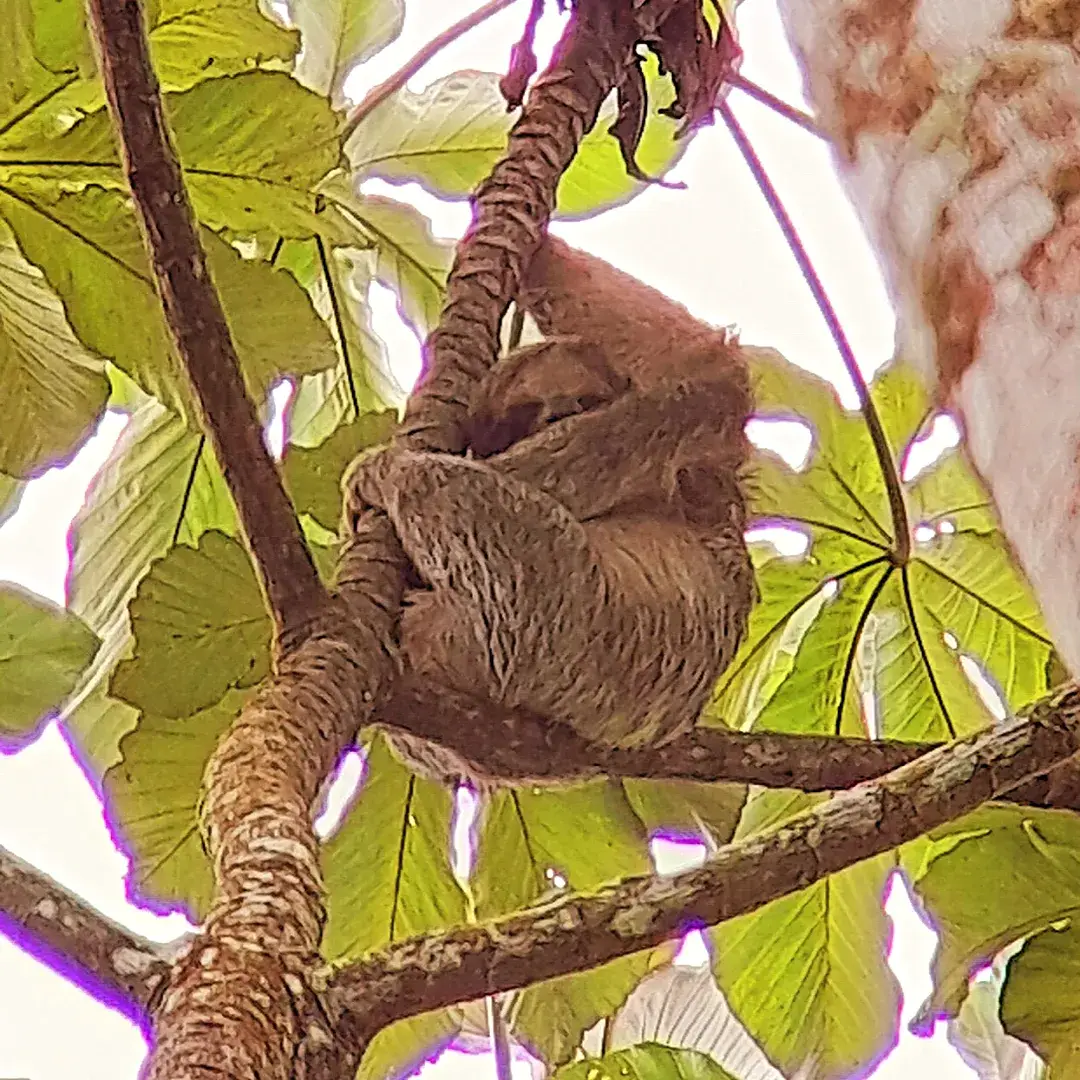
86,0 -> 325,641
323,686 -> 1080,1064
0,844 -> 171,1021
374,677 -> 1080,808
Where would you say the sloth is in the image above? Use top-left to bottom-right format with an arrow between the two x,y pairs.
345,236 -> 755,784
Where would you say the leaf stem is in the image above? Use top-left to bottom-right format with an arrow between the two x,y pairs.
343,0 -> 523,142
718,101 -> 912,563
727,72 -> 825,140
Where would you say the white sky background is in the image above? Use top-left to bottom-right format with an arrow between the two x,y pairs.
0,1 -> 982,1077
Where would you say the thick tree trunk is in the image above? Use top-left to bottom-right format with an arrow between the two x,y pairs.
776,0 -> 1080,676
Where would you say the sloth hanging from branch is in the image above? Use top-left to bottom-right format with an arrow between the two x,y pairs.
348,0 -> 755,786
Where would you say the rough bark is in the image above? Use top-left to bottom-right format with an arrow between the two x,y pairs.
774,0 -> 1080,679
0,844 -> 170,1020
320,687 -> 1080,1067
373,676 -> 1080,808
86,0 -> 640,1075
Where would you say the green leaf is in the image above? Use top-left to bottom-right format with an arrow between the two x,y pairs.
621,778 -> 745,848
556,54 -> 686,219
0,218 -> 108,477
356,1011 -> 460,1080
291,0 -> 404,105
0,187 -> 335,412
609,965 -> 783,1080
473,783 -> 653,1065
64,688 -> 139,779
320,178 -> 452,337
912,805 -> 1080,1019
283,410 -> 397,532
554,1044 -> 738,1080
711,789 -> 899,1079
1001,923 -> 1077,1078
346,54 -> 686,219
105,690 -> 248,917
62,396 -> 237,771
2,71 -> 342,239
729,351 -> 1051,741
0,584 -> 99,749
346,71 -> 512,195
111,531 -> 271,718
150,0 -> 301,93
322,735 -> 467,962
0,2 -> 299,148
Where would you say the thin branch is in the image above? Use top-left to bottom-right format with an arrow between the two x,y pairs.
324,687 -> 1080,1060
718,101 -> 912,564
375,676 -> 1080,809
0,844 -> 172,1021
343,0 -> 522,142
727,72 -> 825,140
86,0 -> 325,641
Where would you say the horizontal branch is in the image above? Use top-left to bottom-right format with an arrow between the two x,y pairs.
376,677 -> 1080,808
329,686 -> 1080,1058
0,844 -> 171,1021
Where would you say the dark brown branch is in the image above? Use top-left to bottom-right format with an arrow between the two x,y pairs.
86,0 -> 325,641
374,677 -> 1080,808
322,686 -> 1080,1065
401,0 -> 639,452
0,844 -> 171,1020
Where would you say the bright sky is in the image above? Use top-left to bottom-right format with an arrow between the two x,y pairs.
0,1 -> 981,1078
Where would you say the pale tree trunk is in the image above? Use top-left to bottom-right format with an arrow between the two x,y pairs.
776,0 -> 1080,673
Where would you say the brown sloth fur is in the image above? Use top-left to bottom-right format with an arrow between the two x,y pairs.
345,236 -> 755,784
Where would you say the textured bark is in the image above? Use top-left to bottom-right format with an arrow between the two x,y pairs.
373,676 -> 1080,808
775,0 -> 1080,678
0,844 -> 170,1019
322,687 -> 1080,1062
87,0 -> 644,1076
86,0 -> 323,643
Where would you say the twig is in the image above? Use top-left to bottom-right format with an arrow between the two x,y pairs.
719,101 -> 912,563
375,676 -> 1080,809
323,686 -> 1080,1060
86,0 -> 325,640
0,844 -> 172,1021
727,71 -> 825,140
343,0 -> 523,142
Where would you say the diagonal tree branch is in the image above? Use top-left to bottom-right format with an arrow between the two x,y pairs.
321,686 -> 1080,1067
4,688 -> 1079,1070
375,677 -> 1080,808
0,844 -> 171,1021
86,0 -> 324,644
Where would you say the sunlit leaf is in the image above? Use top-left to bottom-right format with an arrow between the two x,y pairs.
913,805 -> 1080,1019
111,531 -> 271,718
710,790 -> 899,1079
356,1010 -> 460,1080
291,0 -> 404,105
0,584 -> 98,749
320,177 -> 452,337
1,71 -> 341,239
62,396 -> 237,771
0,218 -> 108,477
0,187 -> 336,412
322,735 -> 467,962
106,690 -> 249,917
554,1044 -> 739,1080
474,782 -> 653,1065
729,353 -> 1051,741
284,410 -> 397,532
610,966 -> 783,1080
